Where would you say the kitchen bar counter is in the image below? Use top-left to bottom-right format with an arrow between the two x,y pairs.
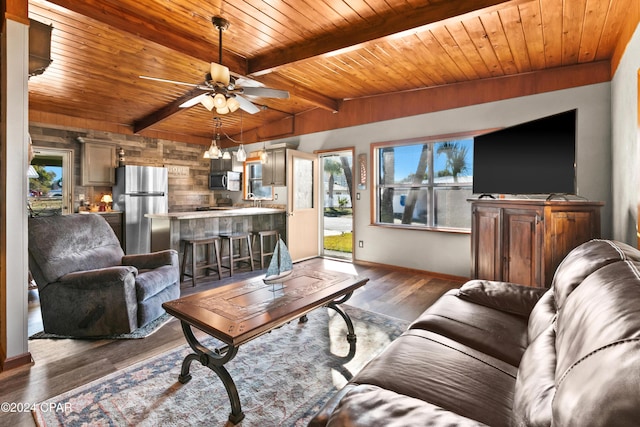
146,207 -> 285,220
147,207 -> 286,268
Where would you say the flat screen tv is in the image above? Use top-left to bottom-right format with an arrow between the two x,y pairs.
473,109 -> 577,196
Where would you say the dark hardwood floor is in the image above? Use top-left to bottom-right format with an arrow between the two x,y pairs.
0,257 -> 463,427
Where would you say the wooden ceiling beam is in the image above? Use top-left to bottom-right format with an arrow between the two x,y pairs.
45,0 -> 340,116
133,88 -> 207,133
257,74 -> 341,113
248,0 -> 531,76
44,0 -> 248,74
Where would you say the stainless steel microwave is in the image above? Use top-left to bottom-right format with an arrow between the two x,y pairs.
209,171 -> 241,191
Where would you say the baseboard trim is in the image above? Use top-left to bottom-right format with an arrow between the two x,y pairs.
0,351 -> 34,372
352,258 -> 469,283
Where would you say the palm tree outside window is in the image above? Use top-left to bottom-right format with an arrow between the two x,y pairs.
375,138 -> 474,231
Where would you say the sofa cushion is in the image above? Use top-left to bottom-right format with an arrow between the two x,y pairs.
327,384 -> 488,427
457,279 -> 548,317
135,264 -> 180,302
552,239 -> 640,310
527,290 -> 556,344
137,281 -> 180,326
553,339 -> 640,427
350,329 -> 517,427
555,260 -> 640,377
512,323 -> 557,427
410,290 -> 529,366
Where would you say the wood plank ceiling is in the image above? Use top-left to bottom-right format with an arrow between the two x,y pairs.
26,0 -> 629,147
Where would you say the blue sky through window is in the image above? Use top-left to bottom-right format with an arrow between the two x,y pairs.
389,139 -> 474,182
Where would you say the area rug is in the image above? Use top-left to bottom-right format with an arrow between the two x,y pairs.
32,305 -> 408,426
29,313 -> 173,340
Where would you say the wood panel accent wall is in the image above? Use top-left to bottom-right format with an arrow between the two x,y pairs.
28,123 -> 216,212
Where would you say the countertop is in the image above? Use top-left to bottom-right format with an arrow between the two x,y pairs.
146,207 -> 286,220
79,210 -> 122,214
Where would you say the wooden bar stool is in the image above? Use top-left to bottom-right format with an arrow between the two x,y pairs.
252,230 -> 280,269
220,232 -> 255,276
180,236 -> 223,287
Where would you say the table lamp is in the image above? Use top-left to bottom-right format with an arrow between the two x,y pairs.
100,194 -> 113,211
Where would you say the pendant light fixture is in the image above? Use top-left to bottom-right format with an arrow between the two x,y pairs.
236,110 -> 247,162
203,117 -> 222,159
260,140 -> 269,164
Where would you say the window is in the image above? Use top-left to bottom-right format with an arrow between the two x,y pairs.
244,159 -> 273,199
374,138 -> 473,231
28,147 -> 74,216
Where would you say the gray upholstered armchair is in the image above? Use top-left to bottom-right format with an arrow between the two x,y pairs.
28,213 -> 180,337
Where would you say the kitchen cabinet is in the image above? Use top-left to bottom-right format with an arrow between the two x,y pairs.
210,157 -> 233,172
81,142 -> 115,186
262,148 -> 286,186
470,199 -> 603,287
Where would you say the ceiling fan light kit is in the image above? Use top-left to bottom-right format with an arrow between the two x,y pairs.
140,15 -> 289,122
200,95 -> 216,111
213,93 -> 227,108
210,62 -> 230,87
226,97 -> 240,112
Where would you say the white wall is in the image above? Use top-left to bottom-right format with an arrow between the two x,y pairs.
250,83 -> 612,277
1,19 -> 30,361
611,22 -> 640,245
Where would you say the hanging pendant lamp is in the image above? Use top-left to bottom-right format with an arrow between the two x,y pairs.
235,110 -> 247,162
204,117 -> 222,159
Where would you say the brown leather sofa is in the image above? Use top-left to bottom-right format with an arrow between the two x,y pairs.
309,239 -> 640,426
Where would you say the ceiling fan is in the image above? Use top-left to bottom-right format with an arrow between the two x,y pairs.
140,16 -> 289,115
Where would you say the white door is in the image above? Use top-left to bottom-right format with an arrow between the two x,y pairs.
286,149 -> 319,262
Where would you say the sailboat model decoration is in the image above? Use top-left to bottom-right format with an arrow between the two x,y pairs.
263,238 -> 293,291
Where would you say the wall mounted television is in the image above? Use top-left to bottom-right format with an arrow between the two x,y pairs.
472,109 -> 577,196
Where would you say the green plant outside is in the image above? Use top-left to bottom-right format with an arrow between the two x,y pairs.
324,232 -> 353,253
323,207 -> 352,217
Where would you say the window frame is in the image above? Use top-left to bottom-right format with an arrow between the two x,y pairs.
370,132 -> 479,233
243,157 -> 274,200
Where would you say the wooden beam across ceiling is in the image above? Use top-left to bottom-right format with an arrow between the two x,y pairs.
247,0 -> 533,76
44,0 -> 247,73
44,0 -> 340,114
133,87 -> 207,133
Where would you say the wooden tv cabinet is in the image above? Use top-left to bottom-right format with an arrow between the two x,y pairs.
470,198 -> 603,288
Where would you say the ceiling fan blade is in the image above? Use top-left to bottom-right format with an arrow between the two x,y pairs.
179,93 -> 209,108
241,87 -> 290,99
235,95 -> 261,114
139,75 -> 199,87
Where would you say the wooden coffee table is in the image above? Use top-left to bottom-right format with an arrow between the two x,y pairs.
162,264 -> 369,424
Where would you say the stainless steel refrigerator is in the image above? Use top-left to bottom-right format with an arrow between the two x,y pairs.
112,165 -> 168,254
